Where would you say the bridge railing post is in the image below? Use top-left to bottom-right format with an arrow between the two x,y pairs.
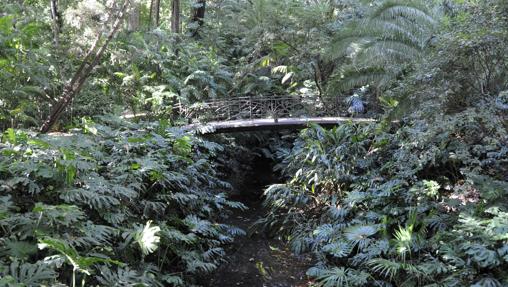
249,96 -> 252,119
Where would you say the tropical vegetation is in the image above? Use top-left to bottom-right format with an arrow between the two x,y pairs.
1,0 -> 507,286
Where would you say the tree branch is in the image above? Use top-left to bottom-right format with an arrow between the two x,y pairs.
40,0 -> 130,133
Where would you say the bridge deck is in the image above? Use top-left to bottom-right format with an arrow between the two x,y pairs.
184,117 -> 376,134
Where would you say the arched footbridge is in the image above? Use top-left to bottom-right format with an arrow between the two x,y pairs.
176,96 -> 376,134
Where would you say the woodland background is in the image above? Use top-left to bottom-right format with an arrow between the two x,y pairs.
0,0 -> 508,286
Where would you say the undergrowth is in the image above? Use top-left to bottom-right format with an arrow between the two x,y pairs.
260,102 -> 508,286
0,116 -> 245,286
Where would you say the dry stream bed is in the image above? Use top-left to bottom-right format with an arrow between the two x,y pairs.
207,160 -> 314,287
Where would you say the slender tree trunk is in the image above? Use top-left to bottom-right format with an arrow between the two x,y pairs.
150,0 -> 161,27
40,1 -> 129,133
149,0 -> 154,26
154,0 -> 160,27
50,0 -> 60,47
311,60 -> 330,114
171,0 -> 181,33
190,0 -> 206,37
127,1 -> 140,31
49,0 -> 65,82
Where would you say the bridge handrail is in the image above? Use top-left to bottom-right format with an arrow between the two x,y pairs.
175,95 -> 342,121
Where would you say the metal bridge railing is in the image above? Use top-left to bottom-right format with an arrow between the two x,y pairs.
175,96 -> 343,122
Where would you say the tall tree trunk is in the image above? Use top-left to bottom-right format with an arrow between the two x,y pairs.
190,0 -> 206,37
149,0 -> 153,25
50,0 -> 61,47
150,0 -> 161,27
50,0 -> 65,82
171,0 -> 181,33
127,1 -> 140,31
40,1 -> 129,133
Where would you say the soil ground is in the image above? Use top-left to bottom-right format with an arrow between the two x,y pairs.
207,157 -> 314,287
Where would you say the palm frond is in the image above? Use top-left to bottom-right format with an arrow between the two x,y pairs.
307,266 -> 370,287
327,0 -> 435,93
368,258 -> 401,281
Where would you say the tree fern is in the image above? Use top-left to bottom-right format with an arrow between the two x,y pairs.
328,0 -> 436,94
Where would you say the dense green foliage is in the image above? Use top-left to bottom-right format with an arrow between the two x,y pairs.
0,118 -> 245,286
1,0 -> 508,286
259,0 -> 508,286
262,108 -> 507,286
0,0 -> 439,128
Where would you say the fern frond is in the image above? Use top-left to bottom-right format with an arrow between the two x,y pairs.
327,0 -> 435,93
363,19 -> 426,49
358,40 -> 422,64
371,1 -> 436,26
330,66 -> 391,93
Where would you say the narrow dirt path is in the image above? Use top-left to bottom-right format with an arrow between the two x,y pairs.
208,163 -> 314,287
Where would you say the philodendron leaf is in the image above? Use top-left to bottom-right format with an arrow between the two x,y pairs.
38,238 -> 122,275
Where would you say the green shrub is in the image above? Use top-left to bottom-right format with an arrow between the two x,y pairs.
0,117 -> 245,286
261,102 -> 508,286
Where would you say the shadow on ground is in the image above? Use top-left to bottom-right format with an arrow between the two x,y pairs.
207,156 -> 314,287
